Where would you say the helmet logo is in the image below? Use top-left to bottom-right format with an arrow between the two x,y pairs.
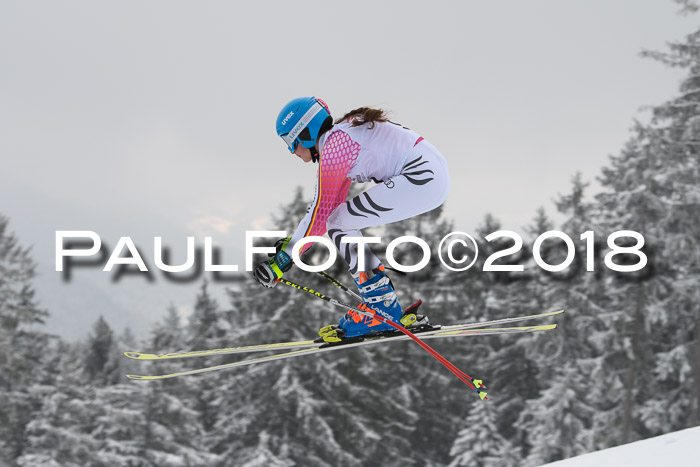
281,111 -> 294,126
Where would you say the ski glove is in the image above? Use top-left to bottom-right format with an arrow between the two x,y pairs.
254,250 -> 293,288
268,237 -> 291,258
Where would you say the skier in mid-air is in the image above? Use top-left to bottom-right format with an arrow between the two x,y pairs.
126,102 -> 552,393
253,97 -> 450,342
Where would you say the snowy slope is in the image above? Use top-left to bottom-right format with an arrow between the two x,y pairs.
540,426 -> 700,467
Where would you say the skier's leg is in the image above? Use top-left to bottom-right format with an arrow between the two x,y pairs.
326,139 -> 450,277
322,140 -> 449,339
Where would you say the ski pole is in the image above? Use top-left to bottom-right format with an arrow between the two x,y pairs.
315,270 -> 485,392
276,277 -> 487,400
317,271 -> 362,302
279,276 -> 485,398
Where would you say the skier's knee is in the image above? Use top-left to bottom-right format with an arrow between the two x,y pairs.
326,208 -> 348,232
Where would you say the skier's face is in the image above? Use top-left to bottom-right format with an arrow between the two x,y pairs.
293,144 -> 312,163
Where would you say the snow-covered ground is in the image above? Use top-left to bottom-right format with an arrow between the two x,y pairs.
541,426 -> 700,467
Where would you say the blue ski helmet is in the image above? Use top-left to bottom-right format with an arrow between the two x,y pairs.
276,97 -> 331,153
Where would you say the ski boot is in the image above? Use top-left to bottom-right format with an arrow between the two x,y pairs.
318,266 -> 427,343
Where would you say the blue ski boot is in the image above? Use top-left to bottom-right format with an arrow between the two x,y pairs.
318,265 -> 417,342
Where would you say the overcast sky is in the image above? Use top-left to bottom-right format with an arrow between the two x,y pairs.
0,1 -> 695,340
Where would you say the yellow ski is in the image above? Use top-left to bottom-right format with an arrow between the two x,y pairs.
126,323 -> 558,381
124,309 -> 564,361
124,339 -> 317,360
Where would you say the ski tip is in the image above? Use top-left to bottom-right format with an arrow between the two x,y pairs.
124,351 -> 155,360
126,374 -> 164,381
479,391 -> 488,400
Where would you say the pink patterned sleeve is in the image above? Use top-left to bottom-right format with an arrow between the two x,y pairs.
288,130 -> 360,254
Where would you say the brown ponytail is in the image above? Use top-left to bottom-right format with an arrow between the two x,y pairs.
335,107 -> 388,129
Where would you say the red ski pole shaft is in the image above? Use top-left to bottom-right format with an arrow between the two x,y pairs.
384,319 -> 477,388
315,272 -> 482,390
277,278 -> 486,398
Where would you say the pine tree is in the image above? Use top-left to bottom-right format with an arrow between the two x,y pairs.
595,15 -> 700,437
0,214 -> 51,391
17,383 -> 102,466
142,304 -> 189,399
19,380 -> 218,466
638,15 -> 700,431
182,281 -> 230,435
518,361 -> 596,466
449,401 -> 519,467
0,215 -> 53,463
84,316 -> 122,386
